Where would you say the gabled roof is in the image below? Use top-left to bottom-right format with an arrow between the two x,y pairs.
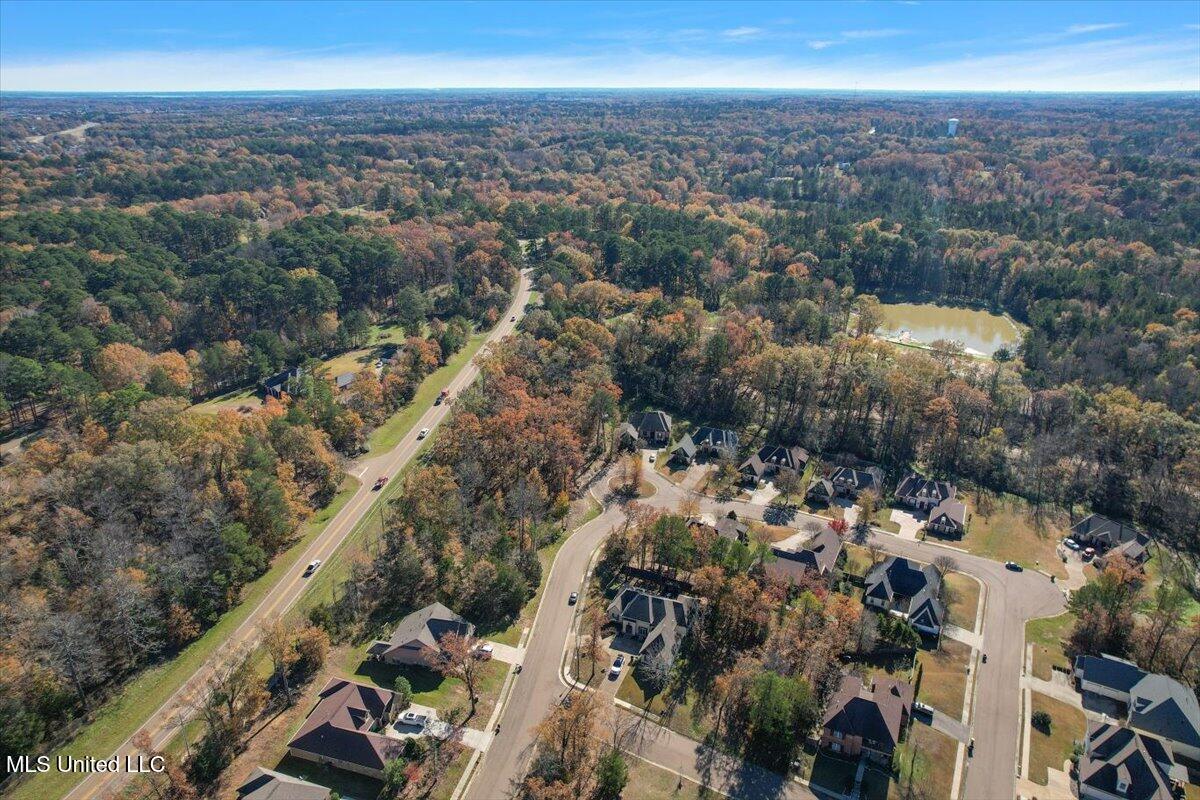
1074,654 -> 1147,695
628,410 -> 672,436
1080,723 -> 1176,800
829,466 -> 883,494
237,767 -> 330,800
368,602 -> 473,660
1130,674 -> 1200,749
807,478 -> 835,499
765,528 -> 843,583
715,510 -> 749,542
1110,533 -> 1152,564
608,587 -> 697,661
334,372 -> 357,389
893,473 -> 956,504
740,444 -> 808,475
1071,513 -> 1143,547
864,557 -> 944,628
822,675 -> 913,750
671,435 -> 698,459
690,426 -> 739,451
287,679 -> 403,773
928,499 -> 968,529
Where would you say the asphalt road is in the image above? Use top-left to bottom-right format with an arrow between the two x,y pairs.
60,270 -> 532,800
467,460 -> 1066,800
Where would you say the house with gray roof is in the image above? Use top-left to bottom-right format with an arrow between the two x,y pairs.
829,465 -> 885,499
237,767 -> 330,800
608,587 -> 698,670
863,557 -> 945,635
286,679 -> 404,779
621,410 -> 673,447
806,477 -> 836,504
1074,653 -> 1200,762
893,473 -> 956,512
688,510 -> 750,544
1072,514 -> 1143,551
671,426 -> 738,465
1078,723 -> 1185,800
261,366 -> 305,400
820,674 -> 913,763
739,444 -> 809,484
763,527 -> 844,586
925,498 -> 969,538
367,602 -> 474,667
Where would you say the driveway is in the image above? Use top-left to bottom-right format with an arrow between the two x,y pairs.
889,508 -> 924,540
483,641 -> 523,664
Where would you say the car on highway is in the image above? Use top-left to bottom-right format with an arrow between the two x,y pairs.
1004,561 -> 1022,571
303,559 -> 322,576
435,389 -> 449,405
417,427 -> 430,439
609,655 -> 624,678
373,476 -> 389,491
568,592 -> 578,605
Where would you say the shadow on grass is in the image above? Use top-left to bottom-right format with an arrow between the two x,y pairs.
274,754 -> 382,800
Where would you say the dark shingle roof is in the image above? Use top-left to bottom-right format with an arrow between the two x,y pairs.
287,679 -> 403,773
764,528 -> 843,583
1074,654 -> 1147,695
928,499 -> 968,529
1080,723 -> 1176,800
237,767 -> 330,800
1130,674 -> 1200,749
690,426 -> 739,451
628,410 -> 672,436
371,602 -> 473,660
893,473 -> 956,504
1071,513 -> 1143,547
829,466 -> 883,494
822,675 -> 913,751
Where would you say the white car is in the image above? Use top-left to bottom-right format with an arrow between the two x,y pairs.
1063,538 -> 1080,551
303,559 -> 321,577
474,643 -> 494,660
417,428 -> 430,440
399,711 -> 429,729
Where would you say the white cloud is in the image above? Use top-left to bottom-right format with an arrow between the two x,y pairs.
807,40 -> 838,50
1,35 -> 1196,93
722,26 -> 763,38
841,28 -> 909,40
1065,23 -> 1125,35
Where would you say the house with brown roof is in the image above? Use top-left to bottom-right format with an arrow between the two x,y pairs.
620,410 -> 673,448
286,679 -> 404,779
829,465 -> 885,499
820,675 -> 914,762
366,602 -> 474,667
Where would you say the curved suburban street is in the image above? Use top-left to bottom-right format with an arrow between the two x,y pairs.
465,454 -> 1067,800
58,271 -> 533,800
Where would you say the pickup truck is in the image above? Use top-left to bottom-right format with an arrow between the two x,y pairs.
373,476 -> 389,491
435,389 -> 449,405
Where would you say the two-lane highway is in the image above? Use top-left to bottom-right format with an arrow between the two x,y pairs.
58,270 -> 532,800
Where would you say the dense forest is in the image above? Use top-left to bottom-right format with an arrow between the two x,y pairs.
1,91 -> 1198,780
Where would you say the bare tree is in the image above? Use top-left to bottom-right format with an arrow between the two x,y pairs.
428,632 -> 482,715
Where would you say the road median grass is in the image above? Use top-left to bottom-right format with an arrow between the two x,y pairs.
10,476 -> 360,800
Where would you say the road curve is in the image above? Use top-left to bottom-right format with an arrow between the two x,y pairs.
469,460 -> 1064,800
57,271 -> 533,800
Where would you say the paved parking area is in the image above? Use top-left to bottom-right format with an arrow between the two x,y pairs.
889,508 -> 924,540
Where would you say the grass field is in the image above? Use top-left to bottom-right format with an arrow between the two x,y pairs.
842,542 -> 878,576
189,385 -> 261,414
616,670 -> 708,740
890,724 -> 958,800
8,476 -> 360,800
1028,692 -> 1086,785
342,646 -> 509,724
1026,612 -> 1075,681
959,493 -> 1068,579
944,572 -> 981,631
916,638 -> 971,720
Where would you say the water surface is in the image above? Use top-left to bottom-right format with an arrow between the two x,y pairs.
878,302 -> 1021,357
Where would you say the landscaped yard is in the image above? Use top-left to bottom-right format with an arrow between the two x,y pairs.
808,750 -> 861,797
842,542 -> 878,576
1026,612 -> 1075,681
622,754 -> 723,800
616,668 -> 709,740
275,754 -> 383,800
943,572 -> 981,631
189,385 -> 261,414
1028,692 -> 1086,786
958,493 -> 1068,579
916,638 -> 971,720
893,724 -> 958,800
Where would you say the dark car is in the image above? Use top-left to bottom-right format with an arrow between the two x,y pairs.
1004,561 -> 1023,571
568,592 -> 578,605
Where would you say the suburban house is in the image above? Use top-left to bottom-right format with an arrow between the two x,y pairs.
925,498 -> 969,538
286,678 -> 404,779
893,473 -> 956,512
1074,654 -> 1200,762
739,444 -> 809,485
820,674 -> 914,762
806,477 -> 836,504
1078,723 -> 1185,800
334,371 -> 357,391
670,426 -> 739,465
619,410 -> 673,448
608,586 -> 698,669
863,557 -> 945,636
829,465 -> 885,499
367,602 -> 474,667
236,767 -> 330,800
260,366 -> 305,399
762,527 -> 844,586
1072,513 -> 1154,568
688,510 -> 750,544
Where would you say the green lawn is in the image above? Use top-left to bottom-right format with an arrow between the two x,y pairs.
1028,692 -> 1085,785
1026,612 -> 1076,682
189,385 -> 260,414
842,543 -> 878,577
959,493 -> 1068,579
368,330 -> 485,452
616,669 -> 709,740
944,572 -> 981,631
9,476 -> 360,800
916,639 -> 971,721
275,754 -> 383,800
341,647 -> 509,724
889,724 -> 958,800
623,754 -> 725,800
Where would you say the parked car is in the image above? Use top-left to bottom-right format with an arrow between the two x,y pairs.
303,559 -> 321,577
475,643 -> 494,660
609,655 -> 624,678
417,428 -> 430,439
568,592 -> 578,605
510,315 -> 516,322
375,359 -> 384,369
373,476 -> 389,491
1004,561 -> 1022,571
648,453 -> 656,463
913,701 -> 934,717
1063,538 -> 1081,551
1082,547 -> 1096,560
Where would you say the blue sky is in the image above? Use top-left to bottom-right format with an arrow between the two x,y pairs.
1,1 -> 1197,92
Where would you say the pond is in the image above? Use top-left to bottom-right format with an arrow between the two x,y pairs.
877,302 -> 1022,358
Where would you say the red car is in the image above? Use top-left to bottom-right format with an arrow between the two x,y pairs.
373,476 -> 389,491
